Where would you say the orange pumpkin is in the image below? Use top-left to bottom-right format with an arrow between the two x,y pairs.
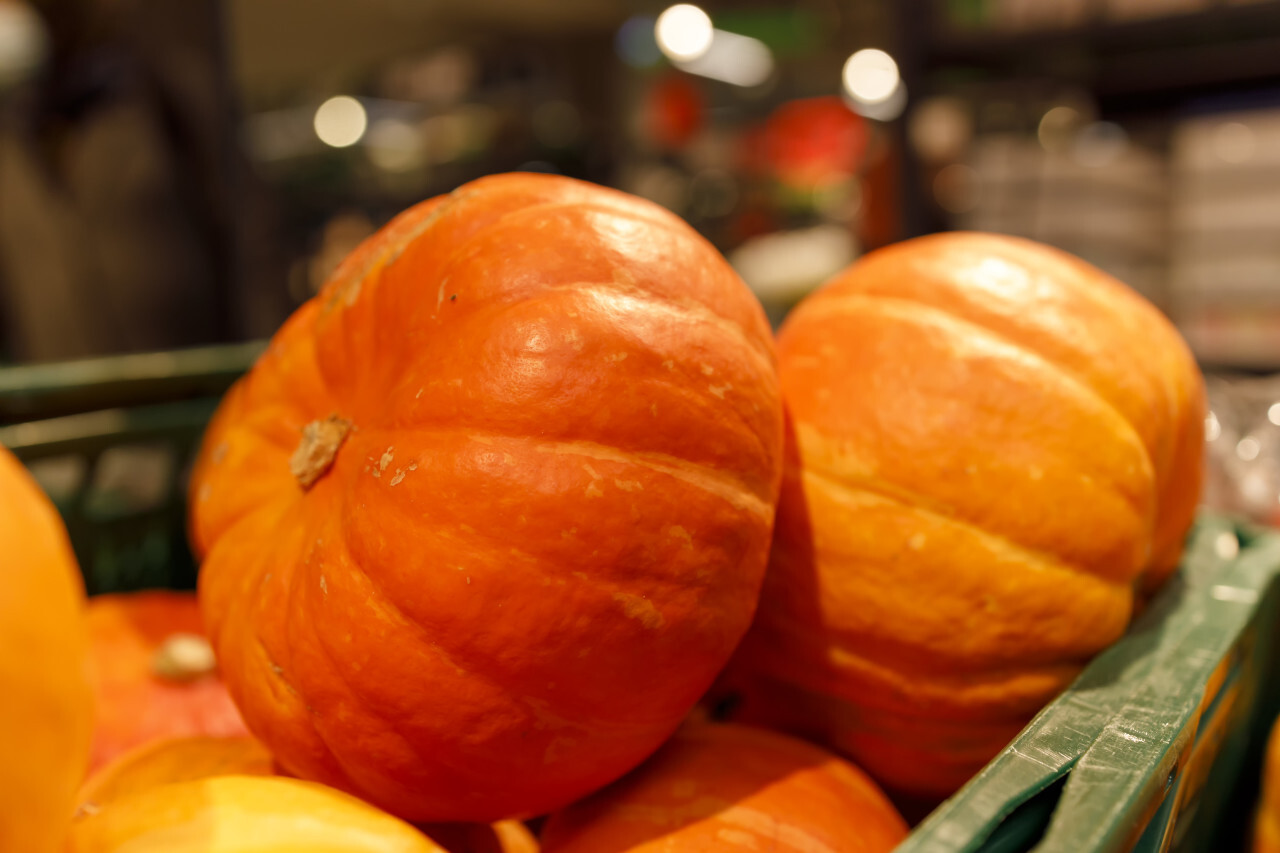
66,775 -> 446,852
1257,716 -> 1280,853
86,591 -> 248,773
423,821 -> 541,853
76,735 -> 538,852
540,722 -> 907,852
738,232 -> 1205,798
0,445 -> 94,853
78,735 -> 275,813
188,172 -> 784,822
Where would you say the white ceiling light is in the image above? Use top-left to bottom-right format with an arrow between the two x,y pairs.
655,4 -> 714,62
675,29 -> 774,88
842,49 -> 899,105
314,96 -> 368,148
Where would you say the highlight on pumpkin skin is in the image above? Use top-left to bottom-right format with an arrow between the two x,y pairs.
85,591 -> 249,775
0,445 -> 94,853
736,231 -> 1206,800
540,722 -> 907,852
66,775 -> 448,853
75,734 -> 542,853
77,735 -> 276,814
186,172 -> 785,822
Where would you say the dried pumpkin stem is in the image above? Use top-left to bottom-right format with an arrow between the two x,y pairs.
290,415 -> 352,489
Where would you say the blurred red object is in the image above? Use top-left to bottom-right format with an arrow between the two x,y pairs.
761,97 -> 869,189
643,74 -> 705,150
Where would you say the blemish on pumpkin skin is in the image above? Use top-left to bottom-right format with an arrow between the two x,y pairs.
197,483 -> 211,502
908,533 -> 927,551
561,528 -> 578,540
389,462 -> 416,486
606,352 -> 628,363
669,526 -> 694,549
662,360 -> 675,371
415,387 -> 424,399
700,364 -> 715,376
320,576 -> 328,596
211,442 -> 229,464
611,592 -> 664,629
709,384 -> 731,399
472,436 -> 494,446
650,403 -> 658,416
615,479 -> 643,492
585,482 -> 604,499
583,463 -> 600,479
378,448 -> 394,473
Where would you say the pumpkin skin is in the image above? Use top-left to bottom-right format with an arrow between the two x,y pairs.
540,722 -> 907,852
1256,716 -> 1280,853
423,821 -> 541,853
76,735 -> 538,853
738,232 -> 1205,799
188,172 -> 784,822
86,591 -> 248,774
78,735 -> 275,813
66,775 -> 446,853
0,445 -> 93,853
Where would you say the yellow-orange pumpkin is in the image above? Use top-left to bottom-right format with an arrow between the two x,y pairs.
77,735 -> 275,813
76,735 -> 540,853
540,722 -> 907,852
86,591 -> 248,773
188,173 -> 784,822
737,232 -> 1205,798
0,445 -> 93,853
1256,716 -> 1280,853
66,775 -> 445,852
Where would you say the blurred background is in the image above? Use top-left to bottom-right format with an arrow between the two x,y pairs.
1,0 -> 1278,361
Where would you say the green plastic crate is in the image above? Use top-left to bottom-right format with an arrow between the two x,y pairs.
898,516 -> 1280,852
1,344 -> 1276,851
0,342 -> 263,594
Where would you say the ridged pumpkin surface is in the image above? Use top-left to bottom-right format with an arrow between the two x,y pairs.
75,735 -> 538,853
189,173 -> 783,821
86,591 -> 248,774
78,735 -> 275,813
541,722 -> 907,852
66,775 -> 445,853
0,446 -> 93,853
740,232 -> 1205,797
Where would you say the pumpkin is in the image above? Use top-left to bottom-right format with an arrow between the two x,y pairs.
187,172 -> 784,822
1256,716 -> 1280,853
423,821 -> 541,853
77,735 -> 541,853
86,590 -> 248,773
0,445 -> 94,853
737,232 -> 1205,798
540,722 -> 907,852
78,735 -> 275,813
66,775 -> 446,852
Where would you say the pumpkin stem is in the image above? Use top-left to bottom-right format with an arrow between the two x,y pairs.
151,633 -> 218,682
290,415 -> 352,489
